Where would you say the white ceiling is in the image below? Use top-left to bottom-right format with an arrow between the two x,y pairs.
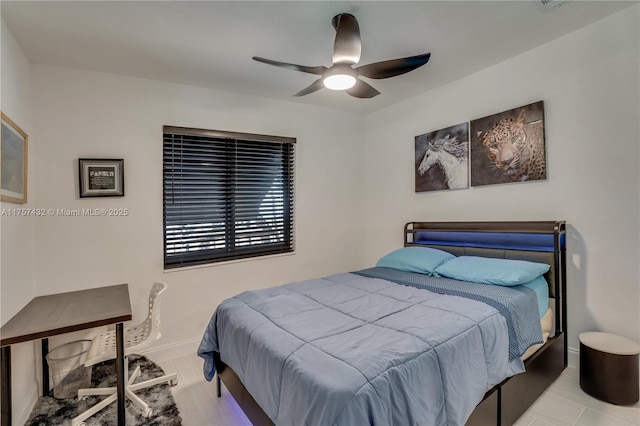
1,1 -> 635,113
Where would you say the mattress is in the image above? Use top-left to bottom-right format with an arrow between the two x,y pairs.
522,307 -> 553,360
521,275 -> 550,319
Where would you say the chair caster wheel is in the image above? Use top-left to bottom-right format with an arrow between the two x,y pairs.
170,379 -> 178,386
143,407 -> 153,418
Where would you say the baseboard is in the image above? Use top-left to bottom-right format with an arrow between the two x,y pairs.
139,337 -> 201,363
568,346 -> 579,368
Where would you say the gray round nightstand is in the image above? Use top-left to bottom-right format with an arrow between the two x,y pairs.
579,332 -> 639,405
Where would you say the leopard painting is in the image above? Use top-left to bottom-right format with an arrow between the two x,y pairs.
477,109 -> 546,182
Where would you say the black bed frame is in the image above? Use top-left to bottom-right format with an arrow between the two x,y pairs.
213,221 -> 567,426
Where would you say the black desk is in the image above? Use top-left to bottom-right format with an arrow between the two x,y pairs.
0,284 -> 132,425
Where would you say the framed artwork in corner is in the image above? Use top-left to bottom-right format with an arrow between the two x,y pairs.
79,158 -> 124,197
470,101 -> 546,187
415,122 -> 469,192
1,112 -> 29,204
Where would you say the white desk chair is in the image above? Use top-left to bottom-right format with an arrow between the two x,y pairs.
72,282 -> 178,426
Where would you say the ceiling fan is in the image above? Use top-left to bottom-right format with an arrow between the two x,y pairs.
253,13 -> 431,98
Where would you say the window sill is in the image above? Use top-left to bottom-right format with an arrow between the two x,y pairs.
162,250 -> 296,273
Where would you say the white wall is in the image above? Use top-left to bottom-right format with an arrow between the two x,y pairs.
30,65 -> 366,356
362,7 -> 640,352
0,18 -> 39,425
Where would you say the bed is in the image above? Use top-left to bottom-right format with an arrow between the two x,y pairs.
198,221 -> 567,426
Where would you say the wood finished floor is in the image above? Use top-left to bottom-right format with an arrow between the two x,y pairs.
158,353 -> 640,426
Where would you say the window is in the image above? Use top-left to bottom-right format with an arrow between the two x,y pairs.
163,126 -> 295,269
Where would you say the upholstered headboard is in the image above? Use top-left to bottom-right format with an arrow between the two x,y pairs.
404,221 -> 567,335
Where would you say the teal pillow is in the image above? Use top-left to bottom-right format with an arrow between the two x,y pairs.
434,256 -> 550,286
376,247 -> 455,275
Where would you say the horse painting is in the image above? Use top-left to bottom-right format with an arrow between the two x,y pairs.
416,133 -> 469,190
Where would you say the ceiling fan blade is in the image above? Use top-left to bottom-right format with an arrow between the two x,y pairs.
253,57 -> 327,75
356,53 -> 431,79
346,79 -> 380,98
331,13 -> 361,65
293,79 -> 325,97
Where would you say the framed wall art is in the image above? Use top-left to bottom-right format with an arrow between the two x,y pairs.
1,112 -> 28,204
79,158 -> 124,197
415,122 -> 469,192
470,101 -> 546,187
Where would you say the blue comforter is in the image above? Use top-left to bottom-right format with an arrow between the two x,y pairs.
198,271 -> 532,426
355,267 -> 543,360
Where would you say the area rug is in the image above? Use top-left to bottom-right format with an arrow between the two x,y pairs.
26,355 -> 182,426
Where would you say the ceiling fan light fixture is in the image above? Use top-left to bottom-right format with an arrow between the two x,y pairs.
324,74 -> 356,90
323,65 -> 357,90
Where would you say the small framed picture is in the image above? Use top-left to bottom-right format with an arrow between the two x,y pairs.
79,158 -> 124,197
1,112 -> 29,204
